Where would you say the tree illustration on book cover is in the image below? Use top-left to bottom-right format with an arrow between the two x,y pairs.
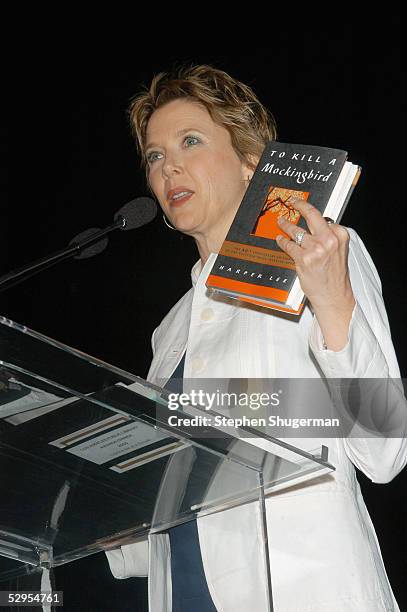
251,187 -> 310,240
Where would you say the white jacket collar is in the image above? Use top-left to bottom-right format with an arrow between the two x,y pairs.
190,253 -> 218,288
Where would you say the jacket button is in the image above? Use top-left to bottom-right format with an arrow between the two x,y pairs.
201,308 -> 214,321
191,357 -> 205,373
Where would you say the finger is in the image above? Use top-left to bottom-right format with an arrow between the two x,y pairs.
331,223 -> 350,243
286,197 -> 330,235
276,234 -> 302,261
330,223 -> 350,253
277,216 -> 311,247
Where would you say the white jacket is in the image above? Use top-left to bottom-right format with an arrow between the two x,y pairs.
106,228 -> 406,612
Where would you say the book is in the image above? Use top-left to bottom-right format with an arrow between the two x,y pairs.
206,141 -> 361,315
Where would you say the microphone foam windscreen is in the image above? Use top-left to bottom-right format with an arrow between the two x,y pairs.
114,197 -> 157,231
69,228 -> 109,259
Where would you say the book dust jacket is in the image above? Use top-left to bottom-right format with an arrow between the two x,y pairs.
207,142 -> 348,309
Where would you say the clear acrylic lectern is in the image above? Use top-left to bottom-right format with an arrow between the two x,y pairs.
0,316 -> 335,610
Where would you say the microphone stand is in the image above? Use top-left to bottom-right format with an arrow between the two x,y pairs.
1,216 -> 126,293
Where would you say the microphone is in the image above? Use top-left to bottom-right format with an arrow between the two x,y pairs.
69,228 -> 109,260
0,197 -> 157,291
71,197 -> 157,259
114,197 -> 157,231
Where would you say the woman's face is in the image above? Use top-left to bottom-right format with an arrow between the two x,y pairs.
145,98 -> 253,243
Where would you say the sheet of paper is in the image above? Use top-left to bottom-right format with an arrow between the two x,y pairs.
50,420 -> 170,465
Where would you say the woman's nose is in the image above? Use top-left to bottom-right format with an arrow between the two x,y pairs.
162,154 -> 183,178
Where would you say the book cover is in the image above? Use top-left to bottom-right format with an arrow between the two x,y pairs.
206,141 -> 359,314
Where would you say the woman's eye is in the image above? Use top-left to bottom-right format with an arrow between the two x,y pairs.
147,151 -> 162,164
147,136 -> 200,164
184,135 -> 200,146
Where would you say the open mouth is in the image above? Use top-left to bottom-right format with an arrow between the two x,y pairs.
170,192 -> 194,207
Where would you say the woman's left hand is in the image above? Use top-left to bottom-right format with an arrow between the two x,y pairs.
276,196 -> 356,350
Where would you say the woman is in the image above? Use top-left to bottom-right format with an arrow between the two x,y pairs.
106,64 -> 406,611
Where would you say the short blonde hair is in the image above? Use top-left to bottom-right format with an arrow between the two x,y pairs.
128,63 -> 277,181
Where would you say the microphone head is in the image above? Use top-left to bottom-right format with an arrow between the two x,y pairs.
69,228 -> 109,260
114,197 -> 157,231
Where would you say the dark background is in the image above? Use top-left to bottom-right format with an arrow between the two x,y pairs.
4,35 -> 406,611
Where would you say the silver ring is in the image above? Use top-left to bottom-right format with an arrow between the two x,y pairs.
294,230 -> 307,247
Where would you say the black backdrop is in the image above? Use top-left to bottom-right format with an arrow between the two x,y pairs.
4,38 -> 406,611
